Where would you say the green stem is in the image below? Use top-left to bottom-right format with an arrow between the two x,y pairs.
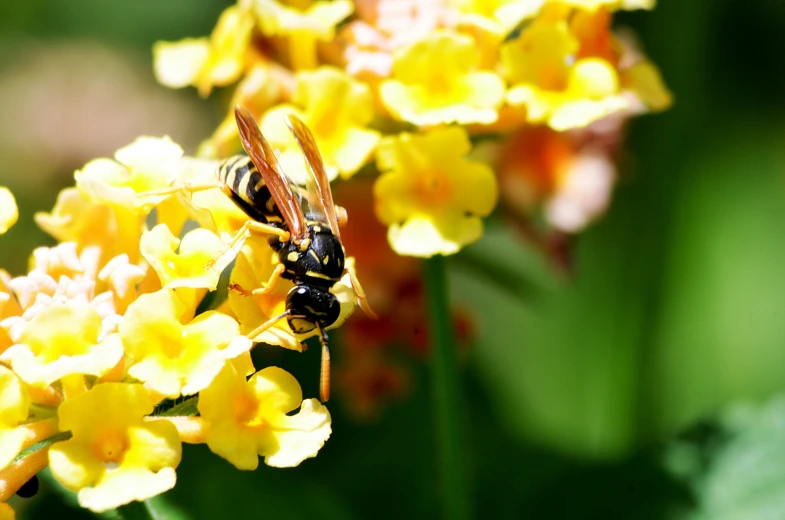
115,500 -> 155,520
423,255 -> 470,520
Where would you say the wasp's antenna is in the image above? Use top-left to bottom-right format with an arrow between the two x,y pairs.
318,325 -> 331,402
246,311 -> 291,343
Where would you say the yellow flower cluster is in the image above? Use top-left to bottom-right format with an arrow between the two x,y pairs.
155,0 -> 670,254
0,0 -> 672,515
0,136 -> 336,514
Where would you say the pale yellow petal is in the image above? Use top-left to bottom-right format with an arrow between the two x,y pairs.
250,367 -> 302,414
49,439 -> 105,491
140,225 -> 224,290
387,213 -> 483,258
0,429 -> 26,470
0,188 -> 18,234
623,60 -> 673,112
265,399 -> 331,468
152,38 -> 210,88
77,466 -> 177,513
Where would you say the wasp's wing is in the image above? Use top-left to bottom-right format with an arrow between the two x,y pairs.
235,106 -> 306,239
284,114 -> 342,240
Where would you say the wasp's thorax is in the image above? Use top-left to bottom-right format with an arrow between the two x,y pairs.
272,222 -> 345,289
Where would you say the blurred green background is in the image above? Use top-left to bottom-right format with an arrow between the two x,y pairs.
2,0 -> 785,518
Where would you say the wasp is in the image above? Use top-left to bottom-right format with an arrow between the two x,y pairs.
210,106 -> 374,402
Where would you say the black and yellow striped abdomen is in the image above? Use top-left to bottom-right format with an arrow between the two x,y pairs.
217,155 -> 284,224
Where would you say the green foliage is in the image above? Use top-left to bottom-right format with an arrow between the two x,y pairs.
668,396 -> 785,520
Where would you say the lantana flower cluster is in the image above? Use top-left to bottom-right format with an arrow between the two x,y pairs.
154,0 -> 669,414
0,135 -> 338,515
0,0 -> 670,515
155,0 -> 670,256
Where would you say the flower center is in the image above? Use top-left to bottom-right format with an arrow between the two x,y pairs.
161,337 -> 184,359
94,431 -> 129,464
234,389 -> 262,426
415,170 -> 452,207
427,72 -> 454,95
310,114 -> 336,138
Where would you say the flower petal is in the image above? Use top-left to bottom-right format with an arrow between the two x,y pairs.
0,188 -> 18,234
153,38 -> 210,89
264,398 -> 331,468
141,225 -> 224,290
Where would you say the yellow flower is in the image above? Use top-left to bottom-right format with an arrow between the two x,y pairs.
153,5 -> 256,96
559,0 -> 655,11
620,59 -> 673,113
75,136 -> 184,215
0,188 -> 17,235
120,289 -> 252,398
501,15 -> 628,130
229,240 -> 301,351
140,225 -> 224,291
0,279 -> 20,356
0,367 -> 30,470
1,302 -> 124,386
198,363 -> 331,469
48,383 -> 182,512
380,31 -> 505,126
0,503 -> 13,520
254,0 -> 354,69
256,0 -> 353,38
337,0 -> 453,79
1,243 -> 126,346
188,184 -> 250,240
206,63 -> 294,157
98,254 -> 148,315
374,127 -> 497,257
162,156 -> 252,243
34,188 -> 142,263
450,0 -> 545,35
261,66 -> 380,182
568,8 -> 672,115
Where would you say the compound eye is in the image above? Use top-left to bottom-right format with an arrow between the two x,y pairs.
322,291 -> 341,328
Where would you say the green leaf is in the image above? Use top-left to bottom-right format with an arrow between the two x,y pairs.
13,432 -> 71,464
116,497 -> 191,520
145,495 -> 191,520
155,396 -> 199,417
116,501 -> 155,520
194,258 -> 233,315
672,395 -> 785,520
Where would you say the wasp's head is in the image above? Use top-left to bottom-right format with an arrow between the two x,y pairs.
285,284 -> 341,334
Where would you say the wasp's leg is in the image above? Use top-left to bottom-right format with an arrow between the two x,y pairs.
229,263 -> 286,296
318,325 -> 331,403
346,268 -> 377,319
206,220 -> 290,272
247,311 -> 291,343
205,220 -> 252,272
249,263 -> 286,296
247,220 -> 290,241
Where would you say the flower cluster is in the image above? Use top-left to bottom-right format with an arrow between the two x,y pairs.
156,0 -> 670,258
152,0 -> 669,414
0,0 -> 671,515
0,135 -> 336,515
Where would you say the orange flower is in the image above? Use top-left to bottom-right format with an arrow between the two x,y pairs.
498,125 -> 617,233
